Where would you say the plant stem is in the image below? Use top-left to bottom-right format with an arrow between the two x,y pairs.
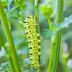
47,17 -> 53,30
7,55 -> 15,72
37,68 -> 40,72
48,0 -> 64,72
3,45 -> 15,72
10,5 -> 24,15
35,0 -> 40,33
0,3 -> 21,72
35,0 -> 41,72
35,0 -> 38,17
0,27 -> 15,72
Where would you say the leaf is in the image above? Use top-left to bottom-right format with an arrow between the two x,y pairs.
55,15 -> 72,32
44,15 -> 72,38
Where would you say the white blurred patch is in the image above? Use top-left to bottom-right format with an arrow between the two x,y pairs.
24,58 -> 30,64
0,47 -> 5,57
63,43 -> 68,53
67,59 -> 72,69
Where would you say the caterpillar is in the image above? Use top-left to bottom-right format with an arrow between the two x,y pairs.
23,15 -> 41,69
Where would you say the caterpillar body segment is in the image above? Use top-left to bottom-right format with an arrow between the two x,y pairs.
23,15 -> 41,69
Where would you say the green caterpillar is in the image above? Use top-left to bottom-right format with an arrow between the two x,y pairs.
23,15 -> 41,69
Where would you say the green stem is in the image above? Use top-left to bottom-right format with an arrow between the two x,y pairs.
35,0 -> 38,17
8,56 -> 15,72
47,17 -> 53,30
47,39 -> 56,72
52,32 -> 61,72
0,29 -> 15,72
10,5 -> 24,15
55,0 -> 64,23
35,0 -> 41,72
0,3 -> 21,72
48,0 -> 64,72
37,68 -> 41,72
35,0 -> 40,33
3,45 -> 15,72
